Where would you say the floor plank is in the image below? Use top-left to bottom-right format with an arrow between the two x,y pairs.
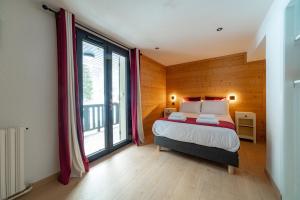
19,141 -> 278,200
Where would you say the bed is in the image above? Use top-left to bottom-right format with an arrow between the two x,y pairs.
152,99 -> 240,174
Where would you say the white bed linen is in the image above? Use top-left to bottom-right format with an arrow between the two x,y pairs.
152,112 -> 240,152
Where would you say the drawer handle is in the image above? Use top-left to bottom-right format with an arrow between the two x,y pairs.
244,115 -> 248,118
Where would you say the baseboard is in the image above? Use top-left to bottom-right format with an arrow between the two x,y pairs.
32,172 -> 59,188
264,168 -> 282,200
8,186 -> 32,200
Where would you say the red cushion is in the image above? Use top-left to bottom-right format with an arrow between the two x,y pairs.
183,97 -> 201,101
205,96 -> 226,100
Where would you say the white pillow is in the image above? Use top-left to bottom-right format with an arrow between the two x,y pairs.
179,101 -> 201,114
201,100 -> 229,115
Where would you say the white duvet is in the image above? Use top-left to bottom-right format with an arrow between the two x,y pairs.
152,113 -> 240,152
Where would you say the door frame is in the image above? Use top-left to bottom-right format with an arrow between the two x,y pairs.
76,28 -> 132,162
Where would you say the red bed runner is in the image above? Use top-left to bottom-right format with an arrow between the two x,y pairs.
159,117 -> 236,131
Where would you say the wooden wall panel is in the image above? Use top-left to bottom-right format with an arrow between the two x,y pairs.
166,53 -> 266,141
140,55 -> 166,143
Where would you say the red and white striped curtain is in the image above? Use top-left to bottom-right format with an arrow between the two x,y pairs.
130,49 -> 144,145
56,8 -> 89,185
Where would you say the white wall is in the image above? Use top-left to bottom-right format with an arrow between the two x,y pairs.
265,1 -> 285,190
247,37 -> 266,62
0,0 -> 59,183
254,0 -> 298,199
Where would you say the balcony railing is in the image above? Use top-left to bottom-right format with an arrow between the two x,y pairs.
82,103 -> 119,132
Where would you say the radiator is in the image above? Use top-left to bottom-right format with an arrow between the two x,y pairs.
0,128 -> 27,200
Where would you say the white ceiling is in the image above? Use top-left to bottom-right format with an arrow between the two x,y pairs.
39,0 -> 273,65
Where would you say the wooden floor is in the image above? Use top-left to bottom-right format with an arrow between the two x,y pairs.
19,141 -> 278,200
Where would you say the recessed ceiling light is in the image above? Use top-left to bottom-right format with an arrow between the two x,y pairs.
217,27 -> 223,32
155,47 -> 160,50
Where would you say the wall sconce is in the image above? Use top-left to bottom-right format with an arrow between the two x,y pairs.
228,94 -> 237,103
171,95 -> 176,105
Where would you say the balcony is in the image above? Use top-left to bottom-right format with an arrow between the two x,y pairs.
83,103 -> 123,156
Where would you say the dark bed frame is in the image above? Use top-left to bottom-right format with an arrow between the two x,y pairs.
154,135 -> 239,173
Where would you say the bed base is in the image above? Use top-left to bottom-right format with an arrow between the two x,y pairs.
154,136 -> 239,174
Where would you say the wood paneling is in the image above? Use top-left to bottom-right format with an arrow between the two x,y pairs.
166,53 -> 266,141
140,55 -> 166,143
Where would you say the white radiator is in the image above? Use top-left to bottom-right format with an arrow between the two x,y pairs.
0,128 -> 27,200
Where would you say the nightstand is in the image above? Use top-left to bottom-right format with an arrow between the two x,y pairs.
164,108 -> 177,118
235,111 -> 256,143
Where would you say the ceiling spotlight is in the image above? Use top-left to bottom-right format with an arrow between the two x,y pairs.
155,47 -> 160,50
217,27 -> 223,32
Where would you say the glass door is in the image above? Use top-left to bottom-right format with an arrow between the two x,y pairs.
81,41 -> 106,156
77,28 -> 131,161
112,52 -> 127,145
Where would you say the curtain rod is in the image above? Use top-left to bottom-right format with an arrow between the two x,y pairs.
42,4 -> 130,51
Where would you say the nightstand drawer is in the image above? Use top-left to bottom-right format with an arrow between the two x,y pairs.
235,112 -> 255,119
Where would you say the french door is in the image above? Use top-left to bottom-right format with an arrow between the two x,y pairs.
76,28 -> 131,161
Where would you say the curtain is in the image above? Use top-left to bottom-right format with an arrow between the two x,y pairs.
56,8 -> 89,185
130,49 -> 144,145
